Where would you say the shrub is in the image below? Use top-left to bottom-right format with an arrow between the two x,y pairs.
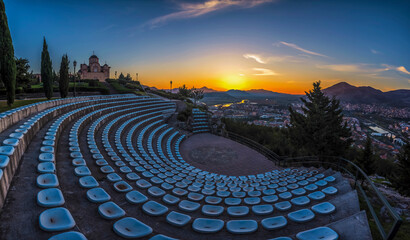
177,102 -> 193,122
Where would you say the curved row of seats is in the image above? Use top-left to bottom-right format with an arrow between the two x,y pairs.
34,96 -> 169,239
2,94 -> 341,239
0,94 -> 138,208
37,95 -> 165,239
71,99 -> 340,239
75,99 -> 176,239
120,105 -> 338,239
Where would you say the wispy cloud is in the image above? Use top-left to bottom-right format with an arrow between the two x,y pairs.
371,49 -> 381,55
145,0 -> 273,28
316,63 -> 380,73
317,63 -> 410,77
253,68 -> 279,76
382,64 -> 410,75
243,54 -> 267,64
277,41 -> 328,58
243,53 -> 306,64
396,66 -> 410,75
98,24 -> 117,32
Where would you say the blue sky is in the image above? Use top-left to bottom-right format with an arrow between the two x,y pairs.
4,0 -> 410,93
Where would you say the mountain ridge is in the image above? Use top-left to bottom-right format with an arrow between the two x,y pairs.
149,82 -> 409,107
323,82 -> 410,107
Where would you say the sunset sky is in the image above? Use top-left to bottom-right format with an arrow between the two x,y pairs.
5,0 -> 410,94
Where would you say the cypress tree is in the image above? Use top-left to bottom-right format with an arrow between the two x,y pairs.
356,136 -> 376,176
59,54 -> 69,98
391,142 -> 410,196
0,0 -> 16,106
41,38 -> 53,99
288,81 -> 352,157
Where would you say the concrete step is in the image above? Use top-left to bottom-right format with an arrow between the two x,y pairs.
327,210 -> 373,240
328,190 -> 361,221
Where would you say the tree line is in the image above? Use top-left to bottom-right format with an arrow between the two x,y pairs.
0,0 -> 77,105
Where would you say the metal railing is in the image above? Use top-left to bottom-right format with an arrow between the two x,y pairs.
223,131 -> 402,240
281,156 -> 402,240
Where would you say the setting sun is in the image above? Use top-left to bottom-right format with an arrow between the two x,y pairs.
221,74 -> 247,90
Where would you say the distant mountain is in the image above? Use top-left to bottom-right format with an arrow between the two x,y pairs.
247,89 -> 295,98
323,82 -> 410,107
156,86 -> 218,93
197,86 -> 218,93
202,88 -> 301,105
225,89 -> 253,98
201,92 -> 239,105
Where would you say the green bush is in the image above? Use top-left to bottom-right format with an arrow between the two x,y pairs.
0,87 -> 22,96
107,80 -> 134,94
125,83 -> 144,92
148,89 -> 186,101
68,86 -> 109,95
177,102 -> 193,122
88,80 -> 99,87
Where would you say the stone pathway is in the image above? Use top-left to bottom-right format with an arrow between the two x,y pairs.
180,133 -> 278,176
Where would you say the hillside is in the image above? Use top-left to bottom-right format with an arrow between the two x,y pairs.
323,82 -> 410,107
202,89 -> 301,105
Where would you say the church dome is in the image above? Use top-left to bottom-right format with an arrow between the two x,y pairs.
89,55 -> 98,59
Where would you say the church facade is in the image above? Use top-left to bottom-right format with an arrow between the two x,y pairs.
79,55 -> 110,82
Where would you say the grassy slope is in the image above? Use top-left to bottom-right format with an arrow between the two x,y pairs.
0,98 -> 50,113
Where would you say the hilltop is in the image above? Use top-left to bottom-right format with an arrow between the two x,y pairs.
323,82 -> 410,107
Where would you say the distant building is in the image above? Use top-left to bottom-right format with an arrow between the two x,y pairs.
79,54 -> 110,82
33,73 -> 42,83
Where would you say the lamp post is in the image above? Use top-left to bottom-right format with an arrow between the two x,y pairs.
115,71 -> 117,80
73,60 -> 77,97
170,80 -> 173,93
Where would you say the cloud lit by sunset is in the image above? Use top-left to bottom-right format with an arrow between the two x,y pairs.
5,0 -> 409,94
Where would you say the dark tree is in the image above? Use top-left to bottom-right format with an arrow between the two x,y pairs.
288,81 -> 352,157
178,84 -> 191,98
41,38 -> 53,99
15,58 -> 33,89
391,142 -> 410,196
118,72 -> 125,80
0,0 -> 16,106
356,136 -> 376,176
125,73 -> 132,81
191,88 -> 204,106
59,54 -> 69,98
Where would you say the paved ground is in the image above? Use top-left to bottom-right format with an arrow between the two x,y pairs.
180,133 -> 279,176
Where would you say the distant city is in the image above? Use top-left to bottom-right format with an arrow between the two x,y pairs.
209,98 -> 409,160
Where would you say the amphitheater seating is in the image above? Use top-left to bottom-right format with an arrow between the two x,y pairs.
48,232 -> 87,240
261,216 -> 288,230
166,211 -> 191,227
296,227 -> 339,240
0,94 -> 354,239
192,218 -> 224,233
39,207 -> 76,231
37,188 -> 65,207
311,202 -> 336,215
0,155 -> 10,168
191,109 -> 210,133
226,220 -> 258,234
98,201 -> 126,219
288,209 -> 315,223
86,187 -> 111,203
113,217 -> 153,238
